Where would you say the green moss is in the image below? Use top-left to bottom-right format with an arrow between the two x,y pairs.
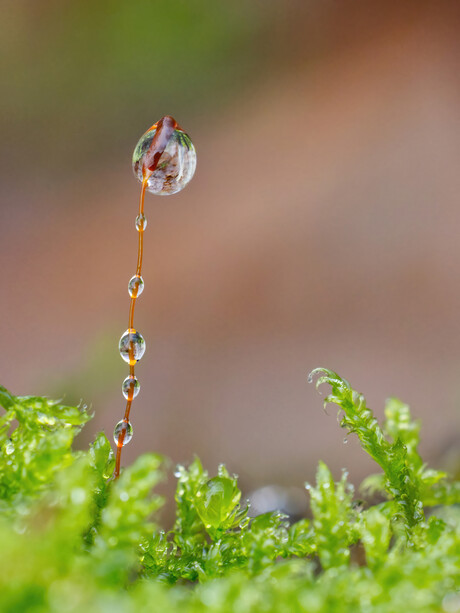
0,373 -> 459,612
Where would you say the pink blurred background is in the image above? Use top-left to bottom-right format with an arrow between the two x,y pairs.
1,0 -> 459,506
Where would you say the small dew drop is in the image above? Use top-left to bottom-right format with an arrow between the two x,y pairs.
128,275 -> 144,298
135,213 -> 147,232
307,372 -> 314,384
122,375 -> 140,400
119,328 -> 146,364
113,420 -> 133,446
343,437 -> 348,445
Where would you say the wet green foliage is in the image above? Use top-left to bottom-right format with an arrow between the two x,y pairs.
309,368 -> 458,533
0,373 -> 459,613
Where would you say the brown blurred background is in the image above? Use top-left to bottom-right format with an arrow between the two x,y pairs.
1,0 -> 459,507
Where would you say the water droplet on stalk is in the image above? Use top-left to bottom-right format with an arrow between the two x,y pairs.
114,420 -> 133,446
135,213 -> 147,231
119,328 -> 146,364
132,128 -> 197,195
128,275 -> 144,298
122,375 -> 140,400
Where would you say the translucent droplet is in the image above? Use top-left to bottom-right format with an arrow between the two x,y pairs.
128,275 -> 144,298
133,127 -> 197,196
113,420 -> 133,446
119,328 -> 146,365
122,375 -> 140,400
135,213 -> 147,231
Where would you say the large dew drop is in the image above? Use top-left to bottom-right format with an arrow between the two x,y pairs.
113,420 -> 133,446
119,328 -> 146,365
132,128 -> 197,196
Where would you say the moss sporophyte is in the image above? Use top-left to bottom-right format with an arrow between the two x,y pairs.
114,116 -> 197,478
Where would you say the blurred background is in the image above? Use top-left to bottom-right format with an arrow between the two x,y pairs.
1,0 -> 459,515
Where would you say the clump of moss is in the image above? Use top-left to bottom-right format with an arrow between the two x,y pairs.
0,370 -> 458,613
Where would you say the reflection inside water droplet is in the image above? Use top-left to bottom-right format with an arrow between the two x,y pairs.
132,128 -> 197,196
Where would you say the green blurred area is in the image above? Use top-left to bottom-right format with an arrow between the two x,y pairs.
1,0 -> 277,179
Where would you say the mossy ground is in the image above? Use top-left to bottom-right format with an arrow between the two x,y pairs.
0,370 -> 459,613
